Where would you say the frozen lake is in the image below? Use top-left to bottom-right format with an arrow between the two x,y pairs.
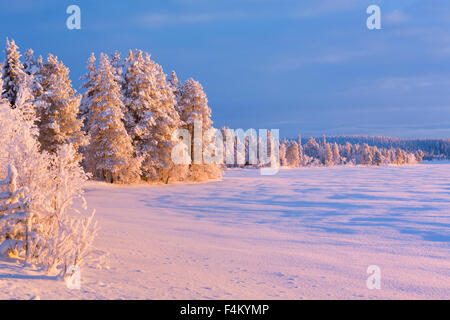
1,163 -> 449,299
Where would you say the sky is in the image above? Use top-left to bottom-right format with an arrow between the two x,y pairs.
1,0 -> 449,138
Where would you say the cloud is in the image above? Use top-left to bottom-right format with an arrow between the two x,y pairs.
378,76 -> 434,91
266,48 -> 380,71
384,10 -> 409,25
344,75 -> 450,96
135,0 -> 368,28
293,0 -> 364,18
135,11 -> 248,27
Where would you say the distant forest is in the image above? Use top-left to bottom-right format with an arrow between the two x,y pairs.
307,136 -> 450,160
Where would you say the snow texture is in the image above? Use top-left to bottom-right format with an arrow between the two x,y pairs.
0,162 -> 448,299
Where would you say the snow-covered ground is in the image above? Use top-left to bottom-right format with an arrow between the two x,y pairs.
1,163 -> 449,299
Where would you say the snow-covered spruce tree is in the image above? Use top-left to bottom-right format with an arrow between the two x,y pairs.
357,144 -> 373,165
2,38 -> 26,106
304,137 -> 320,163
394,148 -> 406,165
23,49 -> 38,76
110,51 -> 124,85
342,142 -> 353,164
323,143 -> 333,167
168,70 -> 183,113
79,53 -> 98,126
332,143 -> 341,165
22,49 -> 46,108
415,150 -> 424,163
36,54 -> 86,155
298,142 -> 305,166
84,53 -> 141,183
123,50 -> 181,182
279,140 -> 287,167
143,54 -> 182,183
0,100 -> 97,277
285,141 -> 300,167
178,78 -> 222,181
373,147 -> 383,166
297,135 -> 304,166
122,50 -> 149,140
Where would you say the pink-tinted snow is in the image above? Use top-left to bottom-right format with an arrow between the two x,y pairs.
1,163 -> 449,299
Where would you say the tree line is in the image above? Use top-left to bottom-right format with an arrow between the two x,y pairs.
1,38 -> 221,184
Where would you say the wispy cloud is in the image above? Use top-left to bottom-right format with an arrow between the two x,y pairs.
344,75 -> 450,96
134,0 -> 368,28
384,10 -> 409,25
292,0 -> 364,18
266,48 -> 381,71
135,11 -> 249,27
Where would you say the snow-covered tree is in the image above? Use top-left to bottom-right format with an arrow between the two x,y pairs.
79,53 -> 98,124
14,74 -> 37,123
84,53 -> 141,183
37,54 -> 86,155
357,144 -> 373,165
178,78 -> 222,181
298,142 -> 304,166
279,140 -> 287,166
0,101 -> 97,276
373,147 -> 383,166
285,141 -> 300,167
342,142 -> 353,163
110,51 -> 124,84
332,143 -> 341,165
123,50 -> 181,182
393,148 -> 406,165
2,38 -> 26,106
304,137 -> 320,160
168,70 -> 183,113
23,49 -> 38,76
323,143 -> 333,166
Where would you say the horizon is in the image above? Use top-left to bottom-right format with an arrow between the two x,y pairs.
1,0 -> 449,139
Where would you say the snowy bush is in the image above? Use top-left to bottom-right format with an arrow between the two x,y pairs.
0,101 -> 98,277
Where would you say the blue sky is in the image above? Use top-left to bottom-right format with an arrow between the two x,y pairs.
1,0 -> 450,138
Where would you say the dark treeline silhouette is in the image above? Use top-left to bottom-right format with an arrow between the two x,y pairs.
306,136 -> 450,160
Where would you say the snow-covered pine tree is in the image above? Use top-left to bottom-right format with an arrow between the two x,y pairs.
415,150 -> 424,163
298,141 -> 304,166
373,147 -> 383,166
394,148 -> 406,165
2,38 -> 26,106
110,51 -> 123,82
84,53 -> 141,183
177,78 -> 222,181
332,142 -> 341,165
80,53 -> 98,126
168,70 -> 182,111
143,53 -> 182,183
122,49 -> 149,139
279,140 -> 287,167
36,54 -> 86,155
14,74 -> 37,123
23,49 -> 37,76
323,143 -> 333,166
0,101 -> 98,276
0,66 -> 3,102
342,142 -> 353,163
285,141 -> 300,167
358,144 -> 373,165
304,137 -> 320,160
123,50 -> 181,182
